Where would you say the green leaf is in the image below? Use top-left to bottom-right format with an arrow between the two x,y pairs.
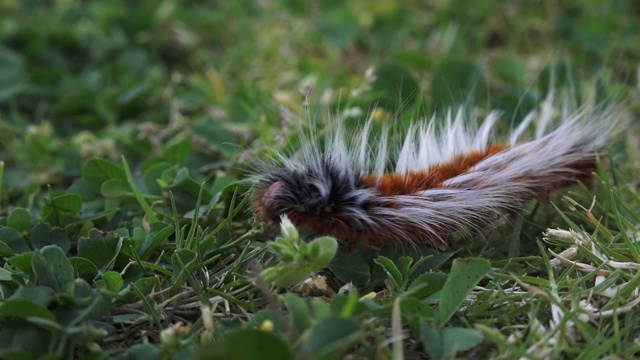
31,245 -> 74,292
42,194 -> 82,224
143,161 -> 173,195
70,291 -> 112,324
101,271 -> 124,293
101,179 -> 130,198
77,229 -> 123,272
82,158 -> 126,183
7,208 -> 30,232
121,343 -> 160,360
306,316 -> 364,359
261,265 -> 309,287
421,323 -> 442,360
440,328 -> 484,356
0,240 -> 14,257
0,299 -> 56,321
328,251 -> 371,286
0,227 -> 30,254
375,255 -> 403,291
400,297 -> 434,319
194,329 -> 294,360
308,236 -> 338,270
438,258 -> 490,327
282,294 -> 311,333
329,294 -> 369,318
119,277 -> 158,303
9,286 -> 56,307
30,223 -> 70,252
375,245 -> 451,281
409,272 -> 448,299
6,252 -> 34,273
0,319 -> 52,358
421,322 -> 484,360
69,257 -> 99,282
164,136 -> 192,164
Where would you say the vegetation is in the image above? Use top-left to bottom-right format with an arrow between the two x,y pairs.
0,0 -> 638,359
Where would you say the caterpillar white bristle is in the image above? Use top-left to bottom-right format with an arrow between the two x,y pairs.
249,93 -> 623,251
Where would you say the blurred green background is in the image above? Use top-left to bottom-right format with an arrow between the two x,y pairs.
1,1 -> 640,358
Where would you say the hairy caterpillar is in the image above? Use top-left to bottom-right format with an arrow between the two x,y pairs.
249,94 -> 620,251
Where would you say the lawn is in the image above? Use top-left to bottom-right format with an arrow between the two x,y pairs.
0,1 -> 639,359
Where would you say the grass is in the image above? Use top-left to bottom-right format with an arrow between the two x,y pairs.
0,0 -> 639,359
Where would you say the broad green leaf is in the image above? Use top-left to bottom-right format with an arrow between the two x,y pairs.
101,179 -> 130,198
119,277 -> 158,303
31,223 -> 70,252
26,316 -> 68,335
375,246 -> 451,282
409,272 -> 449,300
143,161 -> 173,195
308,236 -> 338,270
42,194 -> 82,224
0,319 -> 52,358
121,343 -> 160,360
164,136 -> 192,164
440,327 -> 484,356
31,245 -> 74,292
69,291 -> 112,324
9,286 -> 56,307
328,251 -> 371,286
0,267 -> 11,281
438,258 -> 490,327
77,229 -> 123,272
329,294 -> 369,318
282,294 -> 311,333
82,158 -> 126,182
7,208 -> 30,232
0,299 -> 56,321
306,316 -> 364,358
194,329 -> 294,360
0,241 -> 14,257
101,271 -> 124,293
261,265 -> 309,287
0,227 -> 30,254
400,297 -> 434,319
6,252 -> 34,273
69,257 -> 99,282
420,322 -> 442,359
421,322 -> 484,360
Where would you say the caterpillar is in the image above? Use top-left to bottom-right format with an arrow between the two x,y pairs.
249,94 -> 620,251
